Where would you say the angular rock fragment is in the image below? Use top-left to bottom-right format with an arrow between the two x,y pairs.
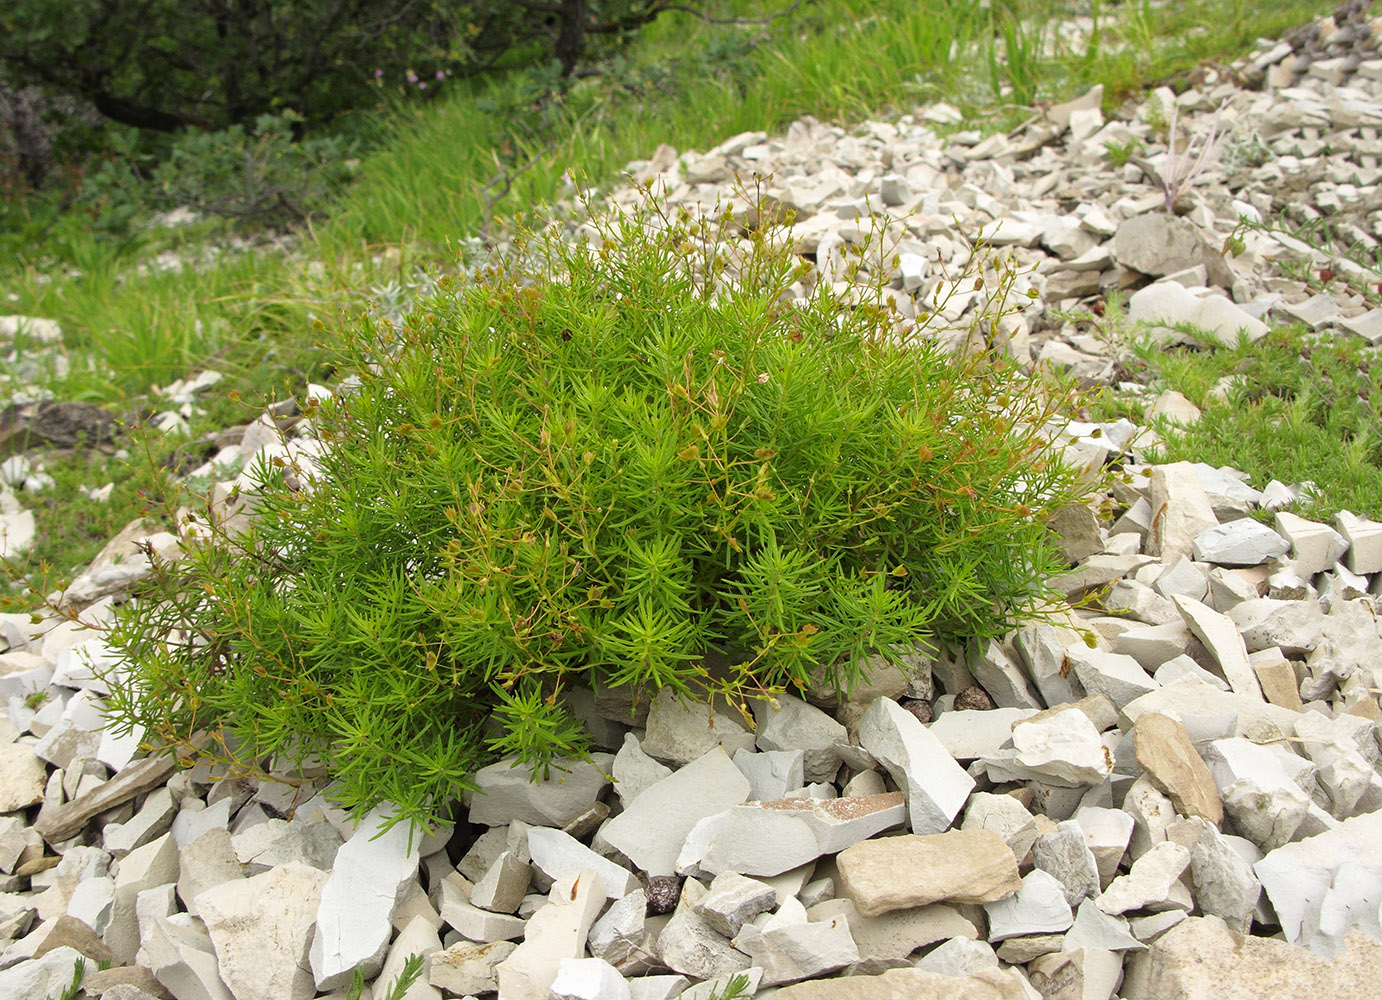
309,804 -> 422,991
856,697 -> 974,834
836,830 -> 1020,916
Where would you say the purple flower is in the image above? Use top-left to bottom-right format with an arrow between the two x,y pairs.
406,70 -> 418,84
373,68 -> 383,79
418,82 -> 427,90
435,69 -> 445,80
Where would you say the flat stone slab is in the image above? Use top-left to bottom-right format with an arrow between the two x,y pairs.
836,830 -> 1021,916
601,746 -> 750,876
1123,917 -> 1382,1000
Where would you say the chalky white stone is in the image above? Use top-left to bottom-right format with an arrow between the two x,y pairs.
856,697 -> 974,834
984,869 -> 1075,940
309,803 -> 421,991
600,746 -> 750,876
201,861 -> 330,1000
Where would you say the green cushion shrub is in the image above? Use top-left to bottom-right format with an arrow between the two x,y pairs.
105,196 -> 1092,830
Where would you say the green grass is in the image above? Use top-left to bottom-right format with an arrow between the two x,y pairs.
1088,323 -> 1382,522
0,0 -> 1350,593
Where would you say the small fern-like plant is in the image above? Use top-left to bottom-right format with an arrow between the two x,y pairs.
101,191 -> 1093,831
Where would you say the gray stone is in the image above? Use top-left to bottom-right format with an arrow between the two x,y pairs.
1064,646 -> 1159,709
1190,823 -> 1260,933
644,689 -> 754,767
856,697 -> 974,834
754,692 -> 847,783
695,872 -> 777,938
601,746 -> 750,876
309,803 -> 422,991
984,869 -> 1074,941
732,748 -> 805,801
1193,521 -> 1290,566
528,827 -> 638,901
612,734 -> 672,807
467,755 -> 612,828
1032,820 -> 1101,907
657,882 -> 752,981
1174,596 -> 1263,700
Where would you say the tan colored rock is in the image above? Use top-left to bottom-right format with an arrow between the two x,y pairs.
1251,654 -> 1303,712
807,898 -> 977,961
429,940 -> 515,995
0,742 -> 47,812
836,831 -> 1020,917
197,862 -> 329,1000
1148,463 -> 1217,563
1123,918 -> 1382,1000
770,966 -> 1031,999
1131,713 -> 1223,826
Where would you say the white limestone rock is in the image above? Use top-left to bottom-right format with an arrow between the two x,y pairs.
376,914 -> 443,1000
927,708 -> 1036,761
467,755 -> 612,827
551,957 -> 631,1000
600,746 -> 750,876
1064,646 -> 1159,709
495,868 -> 606,1000
734,907 -> 860,986
1032,820 -> 1101,907
1254,810 -> 1382,957
1128,282 -> 1268,345
679,792 -> 906,877
437,877 -> 527,942
309,803 -> 422,991
1014,625 -> 1086,708
197,861 -> 329,1000
1064,898 -> 1145,952
1012,708 -> 1112,786
141,908 -> 236,1000
914,936 -> 1000,977
1096,842 -> 1193,916
984,870 -> 1075,940
0,741 -> 47,812
857,697 -> 974,834
696,872 -> 779,938
470,848 -> 532,913
1335,510 -> 1382,574
528,827 -> 638,901
0,947 -> 94,1000
1274,511 -> 1348,575
966,639 -> 1042,710
428,940 -> 515,996
754,692 -> 848,783
962,793 -> 1040,862
1190,823 -> 1261,933
1173,596 -> 1263,700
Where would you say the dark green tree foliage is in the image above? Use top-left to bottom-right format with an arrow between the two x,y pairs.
104,199 -> 1089,830
0,0 -> 708,135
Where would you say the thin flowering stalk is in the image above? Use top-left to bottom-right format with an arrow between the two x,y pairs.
1158,99 -> 1230,213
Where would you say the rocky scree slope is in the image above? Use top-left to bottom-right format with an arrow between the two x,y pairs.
4,5 -> 1382,1000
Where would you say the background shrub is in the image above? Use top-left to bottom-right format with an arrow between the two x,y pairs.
104,196 -> 1092,829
